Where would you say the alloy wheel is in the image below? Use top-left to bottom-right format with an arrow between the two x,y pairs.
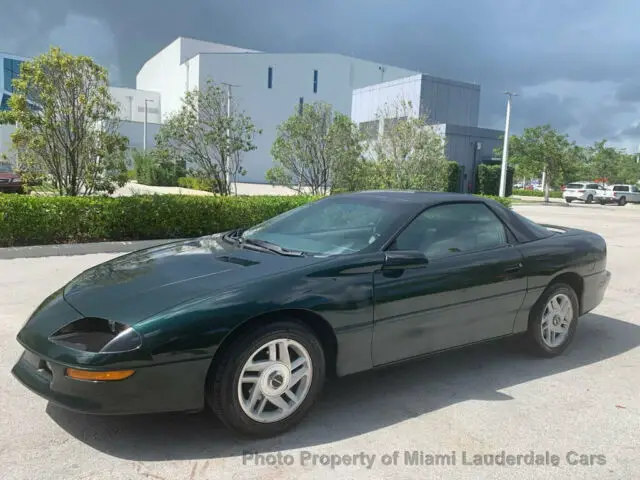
237,338 -> 313,423
540,293 -> 573,348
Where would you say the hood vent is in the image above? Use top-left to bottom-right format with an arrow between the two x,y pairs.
217,255 -> 259,267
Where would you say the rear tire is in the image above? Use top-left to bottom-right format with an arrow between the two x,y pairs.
618,197 -> 627,206
565,198 -> 572,203
526,282 -> 579,358
206,320 -> 326,438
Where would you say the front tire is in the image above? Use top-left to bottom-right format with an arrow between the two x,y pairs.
586,194 -> 593,204
565,198 -> 572,203
207,320 -> 326,438
526,283 -> 579,357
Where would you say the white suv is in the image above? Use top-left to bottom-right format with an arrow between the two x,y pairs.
562,182 -> 603,204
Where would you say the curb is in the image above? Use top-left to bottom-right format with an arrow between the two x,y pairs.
0,239 -> 184,260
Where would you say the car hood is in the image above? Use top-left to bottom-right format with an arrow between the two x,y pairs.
62,235 -> 323,325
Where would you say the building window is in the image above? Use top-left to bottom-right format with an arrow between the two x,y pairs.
268,67 -> 273,89
313,69 -> 318,93
3,58 -> 23,92
358,120 -> 379,140
299,97 -> 304,115
0,94 -> 10,111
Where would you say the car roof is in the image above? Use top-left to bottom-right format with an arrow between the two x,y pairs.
337,190 -> 489,206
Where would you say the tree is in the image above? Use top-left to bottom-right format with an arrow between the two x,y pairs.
4,47 -> 128,195
370,99 -> 449,191
267,101 -> 364,195
506,125 -> 577,202
155,79 -> 260,195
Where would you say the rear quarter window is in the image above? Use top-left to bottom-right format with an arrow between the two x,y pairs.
566,183 -> 584,189
612,185 -> 629,192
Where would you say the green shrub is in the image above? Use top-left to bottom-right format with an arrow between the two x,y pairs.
177,176 -> 216,192
475,164 -> 514,196
133,150 -> 186,187
0,194 -> 319,247
127,169 -> 137,180
476,194 -> 512,209
446,161 -> 461,192
512,188 -> 562,198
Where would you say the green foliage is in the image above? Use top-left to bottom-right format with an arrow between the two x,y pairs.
6,47 -> 128,196
0,194 -> 319,247
155,78 -> 260,195
372,100 -> 449,191
268,102 -> 364,195
132,149 -> 186,187
475,164 -> 514,196
512,188 -> 562,198
446,161 -> 461,192
477,194 -> 512,208
177,176 -> 216,192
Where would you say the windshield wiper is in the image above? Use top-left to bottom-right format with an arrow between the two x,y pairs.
241,238 -> 305,257
221,228 -> 245,245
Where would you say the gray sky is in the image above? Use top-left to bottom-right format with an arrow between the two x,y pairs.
2,0 -> 640,152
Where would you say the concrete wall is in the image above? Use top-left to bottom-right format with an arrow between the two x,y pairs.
444,124 -> 503,192
110,87 -> 161,124
419,75 -> 480,127
194,52 -> 418,183
136,38 -> 186,121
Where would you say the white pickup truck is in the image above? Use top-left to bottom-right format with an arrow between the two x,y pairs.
595,184 -> 640,206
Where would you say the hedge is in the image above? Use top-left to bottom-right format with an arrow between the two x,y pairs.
475,164 -> 514,196
512,188 -> 563,199
0,192 -> 511,247
177,176 -> 216,192
446,161 -> 461,193
0,195 -> 319,247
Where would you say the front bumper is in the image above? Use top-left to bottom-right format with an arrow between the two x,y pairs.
581,269 -> 611,315
11,348 -> 211,415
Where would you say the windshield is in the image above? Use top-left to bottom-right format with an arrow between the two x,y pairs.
0,164 -> 13,173
241,197 -> 399,255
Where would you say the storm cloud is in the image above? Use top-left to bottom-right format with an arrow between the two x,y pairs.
2,0 -> 640,150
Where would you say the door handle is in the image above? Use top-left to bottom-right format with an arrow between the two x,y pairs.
504,262 -> 523,273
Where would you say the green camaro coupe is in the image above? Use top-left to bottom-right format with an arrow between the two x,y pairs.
12,191 -> 611,438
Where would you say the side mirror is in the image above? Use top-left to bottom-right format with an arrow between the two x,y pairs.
383,250 -> 429,270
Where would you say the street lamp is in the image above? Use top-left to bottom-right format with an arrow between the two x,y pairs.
143,98 -> 154,151
499,91 -> 518,197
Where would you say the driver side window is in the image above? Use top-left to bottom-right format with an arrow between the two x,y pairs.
392,203 -> 509,259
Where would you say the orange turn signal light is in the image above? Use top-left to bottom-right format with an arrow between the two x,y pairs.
65,368 -> 135,381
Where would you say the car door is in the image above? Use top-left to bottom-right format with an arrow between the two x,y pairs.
372,202 -> 527,366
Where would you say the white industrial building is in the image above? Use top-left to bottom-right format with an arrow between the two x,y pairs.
2,37 -> 503,190
136,37 -> 420,183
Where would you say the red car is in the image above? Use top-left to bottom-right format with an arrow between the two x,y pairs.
0,163 -> 24,193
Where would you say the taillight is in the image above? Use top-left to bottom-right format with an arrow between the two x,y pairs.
577,190 -> 585,193
613,192 -> 617,196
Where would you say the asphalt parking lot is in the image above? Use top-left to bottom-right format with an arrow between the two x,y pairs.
0,202 -> 638,480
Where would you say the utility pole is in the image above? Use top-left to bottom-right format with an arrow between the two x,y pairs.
143,98 -> 154,151
219,83 -> 239,193
499,91 -> 518,197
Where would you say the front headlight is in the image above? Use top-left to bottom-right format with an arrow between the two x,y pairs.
49,318 -> 142,353
10,177 -> 20,183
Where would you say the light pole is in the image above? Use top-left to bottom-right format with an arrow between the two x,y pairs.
143,98 -> 154,151
219,82 -> 239,191
499,91 -> 518,197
